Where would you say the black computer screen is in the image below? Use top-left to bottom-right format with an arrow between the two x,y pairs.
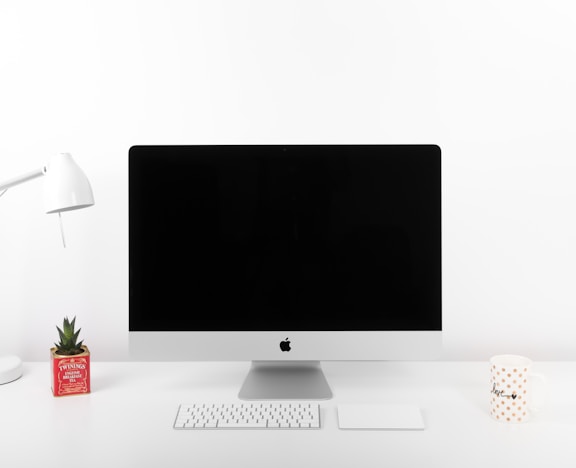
129,145 -> 441,332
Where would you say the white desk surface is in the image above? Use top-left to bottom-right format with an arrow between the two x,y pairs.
1,361 -> 575,468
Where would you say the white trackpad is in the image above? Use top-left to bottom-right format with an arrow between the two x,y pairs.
337,404 -> 425,430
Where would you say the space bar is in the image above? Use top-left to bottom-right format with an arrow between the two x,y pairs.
217,421 -> 268,428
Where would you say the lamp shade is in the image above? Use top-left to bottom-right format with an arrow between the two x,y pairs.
44,153 -> 95,214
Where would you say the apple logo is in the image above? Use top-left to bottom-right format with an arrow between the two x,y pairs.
279,337 -> 291,352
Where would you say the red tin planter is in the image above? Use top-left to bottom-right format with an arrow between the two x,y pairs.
50,345 -> 90,397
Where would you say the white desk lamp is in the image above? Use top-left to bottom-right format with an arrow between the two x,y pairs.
0,153 -> 94,385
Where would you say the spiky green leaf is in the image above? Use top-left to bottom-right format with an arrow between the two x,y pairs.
63,317 -> 73,338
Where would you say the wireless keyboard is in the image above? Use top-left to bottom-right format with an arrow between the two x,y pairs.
174,402 -> 321,429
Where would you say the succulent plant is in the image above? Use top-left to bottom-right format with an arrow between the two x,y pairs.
54,317 -> 84,356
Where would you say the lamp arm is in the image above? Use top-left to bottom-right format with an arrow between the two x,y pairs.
0,167 -> 46,192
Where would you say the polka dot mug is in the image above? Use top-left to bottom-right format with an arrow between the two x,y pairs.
489,355 -> 546,423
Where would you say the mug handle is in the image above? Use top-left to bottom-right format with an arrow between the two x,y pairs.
528,372 -> 548,413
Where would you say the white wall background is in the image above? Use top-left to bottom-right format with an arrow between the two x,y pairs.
1,0 -> 575,361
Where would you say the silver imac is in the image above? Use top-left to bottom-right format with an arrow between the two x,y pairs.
129,145 -> 442,399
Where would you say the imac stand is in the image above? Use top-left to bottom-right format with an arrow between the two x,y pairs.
238,361 -> 333,400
